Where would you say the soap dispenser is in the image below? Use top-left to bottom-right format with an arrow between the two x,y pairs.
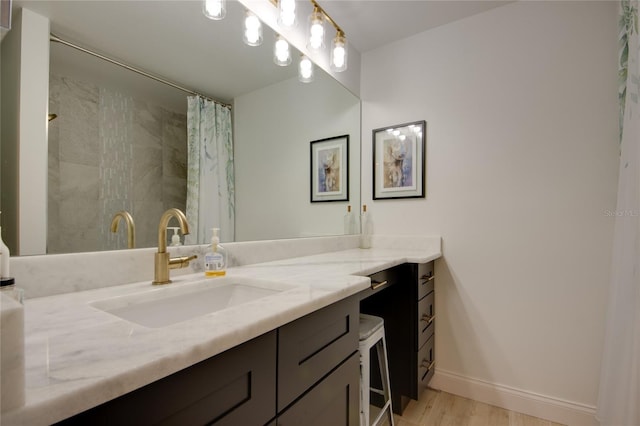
168,227 -> 182,246
344,205 -> 356,235
204,228 -> 227,277
360,204 -> 373,249
0,211 -> 11,280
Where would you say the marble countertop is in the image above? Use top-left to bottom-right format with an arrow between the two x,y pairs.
3,247 -> 440,425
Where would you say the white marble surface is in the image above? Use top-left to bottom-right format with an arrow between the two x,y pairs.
3,236 -> 441,425
11,235 -> 362,299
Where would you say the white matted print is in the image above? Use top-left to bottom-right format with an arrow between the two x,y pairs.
310,135 -> 349,202
373,121 -> 425,199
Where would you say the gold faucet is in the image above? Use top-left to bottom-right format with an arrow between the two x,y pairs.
110,211 -> 136,249
153,208 -> 197,285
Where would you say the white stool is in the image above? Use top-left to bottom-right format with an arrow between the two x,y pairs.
359,314 -> 394,426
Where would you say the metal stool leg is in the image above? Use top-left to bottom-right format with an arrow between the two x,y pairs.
360,323 -> 394,426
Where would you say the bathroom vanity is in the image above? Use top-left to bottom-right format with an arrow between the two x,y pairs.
56,296 -> 360,425
2,236 -> 441,425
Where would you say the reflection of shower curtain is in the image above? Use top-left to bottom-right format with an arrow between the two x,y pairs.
185,96 -> 235,244
596,1 -> 639,424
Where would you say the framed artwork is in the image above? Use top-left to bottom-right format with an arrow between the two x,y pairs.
373,120 -> 426,200
310,135 -> 349,203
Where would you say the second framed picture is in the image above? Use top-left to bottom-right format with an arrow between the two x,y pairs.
373,120 -> 426,200
310,135 -> 349,203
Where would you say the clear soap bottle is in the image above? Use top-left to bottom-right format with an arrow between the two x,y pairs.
0,211 -> 10,279
204,228 -> 227,277
360,204 -> 373,249
344,205 -> 356,235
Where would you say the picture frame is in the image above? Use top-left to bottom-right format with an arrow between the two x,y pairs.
373,120 -> 426,200
310,135 -> 349,203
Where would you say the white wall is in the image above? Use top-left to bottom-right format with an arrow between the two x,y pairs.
0,8 -> 49,255
361,1 -> 618,423
234,71 -> 360,241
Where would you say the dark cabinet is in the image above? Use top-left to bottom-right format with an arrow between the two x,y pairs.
278,296 -> 359,412
276,352 -> 360,426
56,330 -> 277,426
56,296 -> 360,426
360,261 -> 435,415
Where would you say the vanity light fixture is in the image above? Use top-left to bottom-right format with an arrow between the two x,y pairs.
307,5 -> 325,51
298,55 -> 314,83
274,35 -> 292,66
278,0 -> 296,28
203,0 -> 226,20
243,10 -> 263,46
330,30 -> 347,72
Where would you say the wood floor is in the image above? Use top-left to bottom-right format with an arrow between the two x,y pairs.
391,389 -> 566,426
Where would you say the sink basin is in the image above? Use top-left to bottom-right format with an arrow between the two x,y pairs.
91,277 -> 292,328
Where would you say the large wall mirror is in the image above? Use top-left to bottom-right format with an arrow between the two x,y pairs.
3,0 -> 361,255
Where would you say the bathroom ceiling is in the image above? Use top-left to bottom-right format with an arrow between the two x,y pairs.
321,0 -> 512,53
11,0 -> 511,102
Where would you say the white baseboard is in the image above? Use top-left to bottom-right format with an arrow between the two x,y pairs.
430,369 -> 599,426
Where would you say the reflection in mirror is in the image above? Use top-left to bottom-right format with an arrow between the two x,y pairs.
3,1 -> 360,255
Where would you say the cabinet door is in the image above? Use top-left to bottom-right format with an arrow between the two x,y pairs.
55,331 -> 277,426
278,296 -> 359,411
276,353 -> 359,426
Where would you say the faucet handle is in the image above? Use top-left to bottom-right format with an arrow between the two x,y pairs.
169,255 -> 198,270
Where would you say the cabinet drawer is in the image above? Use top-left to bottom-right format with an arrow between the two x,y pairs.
278,296 -> 359,411
417,334 -> 435,398
417,290 -> 435,349
277,353 -> 359,426
417,262 -> 434,300
56,331 -> 277,426
370,266 -> 401,288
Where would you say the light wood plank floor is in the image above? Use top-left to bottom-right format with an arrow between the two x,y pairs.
392,389 -> 566,426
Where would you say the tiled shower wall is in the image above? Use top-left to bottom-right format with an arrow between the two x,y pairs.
48,74 -> 187,254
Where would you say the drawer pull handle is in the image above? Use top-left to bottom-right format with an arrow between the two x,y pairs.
421,360 -> 435,371
371,280 -> 388,290
421,314 -> 435,324
420,274 -> 434,283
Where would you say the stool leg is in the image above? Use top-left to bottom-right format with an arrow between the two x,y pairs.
375,336 -> 394,426
360,344 -> 371,426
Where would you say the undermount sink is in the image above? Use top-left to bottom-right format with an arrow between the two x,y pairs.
90,277 -> 293,328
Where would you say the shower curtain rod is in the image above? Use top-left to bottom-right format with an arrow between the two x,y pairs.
50,34 -> 232,109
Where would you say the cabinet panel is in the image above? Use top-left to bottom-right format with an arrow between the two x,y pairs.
417,333 -> 435,399
56,331 -> 277,426
417,290 -> 435,349
418,263 -> 434,300
276,353 -> 359,426
278,296 -> 359,411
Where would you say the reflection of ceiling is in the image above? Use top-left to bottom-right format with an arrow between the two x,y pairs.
14,0 -> 298,105
13,0 -> 512,104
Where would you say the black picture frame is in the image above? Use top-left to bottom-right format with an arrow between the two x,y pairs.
310,135 -> 349,203
372,120 -> 426,200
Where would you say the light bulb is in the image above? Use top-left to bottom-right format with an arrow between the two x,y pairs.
307,8 -> 325,51
330,32 -> 348,72
243,11 -> 263,46
299,55 -> 314,83
274,36 -> 291,66
278,0 -> 296,27
203,0 -> 226,20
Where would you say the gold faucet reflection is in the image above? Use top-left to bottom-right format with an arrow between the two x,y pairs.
110,211 -> 136,249
153,208 -> 197,285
